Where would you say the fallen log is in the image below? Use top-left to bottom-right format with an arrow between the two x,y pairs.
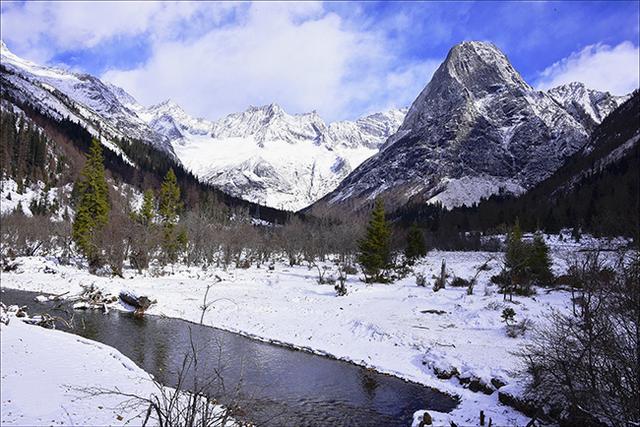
119,291 -> 156,314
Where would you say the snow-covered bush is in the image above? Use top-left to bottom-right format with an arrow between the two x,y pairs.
505,318 -> 532,338
415,272 -> 427,287
450,276 -> 471,287
334,278 -> 347,296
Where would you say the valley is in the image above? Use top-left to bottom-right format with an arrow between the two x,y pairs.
0,3 -> 638,426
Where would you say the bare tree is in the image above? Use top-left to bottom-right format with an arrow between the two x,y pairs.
519,250 -> 639,425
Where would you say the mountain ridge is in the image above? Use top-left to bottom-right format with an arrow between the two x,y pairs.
0,41 -> 407,211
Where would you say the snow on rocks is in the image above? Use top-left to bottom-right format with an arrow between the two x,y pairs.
0,249 -> 579,426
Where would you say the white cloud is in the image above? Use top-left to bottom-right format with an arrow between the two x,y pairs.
1,1 -> 439,121
0,2 -> 239,62
101,3 -> 439,121
536,41 -> 639,95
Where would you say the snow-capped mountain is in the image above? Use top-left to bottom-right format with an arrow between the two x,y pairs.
0,41 -> 405,211
138,99 -> 213,143
328,109 -> 409,149
147,102 -> 406,211
547,81 -> 630,131
0,41 -> 174,157
316,41 -> 624,212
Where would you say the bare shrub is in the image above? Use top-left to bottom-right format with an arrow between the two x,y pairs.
519,251 -> 639,425
100,202 -> 133,277
83,329 -> 241,427
0,211 -> 55,257
450,276 -> 471,287
334,268 -> 348,296
277,216 -> 306,266
505,318 -> 532,338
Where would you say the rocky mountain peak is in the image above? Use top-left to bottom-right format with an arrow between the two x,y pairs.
246,103 -> 285,119
149,99 -> 183,114
387,41 -> 537,150
320,41 -> 593,212
444,41 -> 531,92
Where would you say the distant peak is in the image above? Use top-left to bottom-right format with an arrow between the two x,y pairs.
550,81 -> 586,91
159,98 -> 178,107
150,99 -> 182,111
455,40 -> 498,49
0,40 -> 18,58
246,103 -> 285,117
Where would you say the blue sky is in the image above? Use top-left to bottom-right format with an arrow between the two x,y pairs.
1,1 -> 638,121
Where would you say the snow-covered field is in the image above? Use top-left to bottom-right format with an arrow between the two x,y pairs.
0,248 -> 585,426
1,308 -> 159,426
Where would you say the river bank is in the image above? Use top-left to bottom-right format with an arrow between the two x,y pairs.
1,249 -> 578,425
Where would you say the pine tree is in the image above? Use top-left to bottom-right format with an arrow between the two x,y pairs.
504,220 -> 526,272
136,189 -> 155,227
405,223 -> 427,264
72,138 -> 110,271
159,169 -> 184,264
358,198 -> 391,282
528,231 -> 553,285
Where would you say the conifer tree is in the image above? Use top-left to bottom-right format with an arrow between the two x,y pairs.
358,198 -> 391,282
504,220 -> 527,274
158,169 -> 184,264
501,220 -> 528,298
72,138 -> 110,271
136,189 -> 155,227
405,223 -> 427,264
528,231 -> 553,285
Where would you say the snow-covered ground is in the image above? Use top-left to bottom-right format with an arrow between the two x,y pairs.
1,308 -> 159,426
0,247 -> 587,426
0,178 -> 73,218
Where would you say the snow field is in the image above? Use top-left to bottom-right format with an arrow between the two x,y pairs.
1,311 -> 158,426
0,248 -> 580,426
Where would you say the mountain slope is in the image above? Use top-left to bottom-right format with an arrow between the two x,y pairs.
315,41 -> 616,213
0,41 -> 174,157
0,41 -> 405,211
396,91 -> 639,237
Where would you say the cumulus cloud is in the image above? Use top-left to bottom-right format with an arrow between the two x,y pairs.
1,1 -> 438,121
0,2 -> 239,62
535,41 -> 639,95
101,2 -> 438,121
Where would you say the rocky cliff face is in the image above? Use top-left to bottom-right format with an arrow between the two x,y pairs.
547,81 -> 630,132
319,41 -> 605,211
